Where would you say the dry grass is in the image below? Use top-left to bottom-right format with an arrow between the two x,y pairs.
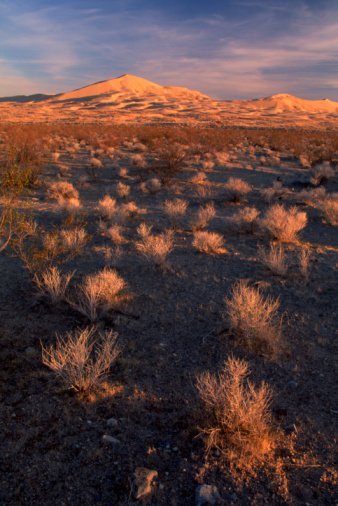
116,182 -> 130,198
228,207 -> 260,233
164,198 -> 188,226
71,268 -> 127,321
259,204 -> 307,243
310,163 -> 335,186
59,227 -> 88,255
42,326 -> 119,394
105,224 -> 126,244
192,230 -> 225,254
298,248 -> 311,279
261,181 -> 289,203
196,356 -> 280,481
136,223 -> 174,267
193,203 -> 216,230
34,266 -> 73,304
48,181 -> 79,203
98,195 -> 117,219
225,281 -> 282,355
259,243 -> 288,276
319,196 -> 338,226
224,177 -> 252,202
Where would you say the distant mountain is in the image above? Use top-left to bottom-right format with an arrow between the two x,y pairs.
243,93 -> 338,113
0,74 -> 337,128
53,74 -> 209,102
0,93 -> 53,103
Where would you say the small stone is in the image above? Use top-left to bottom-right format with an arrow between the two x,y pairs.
102,435 -> 120,445
133,467 -> 158,500
195,484 -> 221,506
106,417 -> 118,427
25,346 -> 37,357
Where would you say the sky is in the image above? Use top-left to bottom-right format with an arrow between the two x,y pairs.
0,0 -> 337,100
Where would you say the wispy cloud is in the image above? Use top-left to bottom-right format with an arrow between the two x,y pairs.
0,0 -> 337,99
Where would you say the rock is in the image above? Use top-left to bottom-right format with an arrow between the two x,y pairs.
102,435 -> 120,445
25,346 -> 37,357
133,467 -> 158,500
106,417 -> 118,428
195,484 -> 221,506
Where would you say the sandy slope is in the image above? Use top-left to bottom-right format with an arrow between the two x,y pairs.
0,74 -> 337,128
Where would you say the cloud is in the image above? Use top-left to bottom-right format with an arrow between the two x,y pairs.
0,0 -> 337,99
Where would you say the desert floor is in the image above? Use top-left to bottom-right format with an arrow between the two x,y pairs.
0,129 -> 337,505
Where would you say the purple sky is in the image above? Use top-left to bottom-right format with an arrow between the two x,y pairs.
0,0 -> 337,99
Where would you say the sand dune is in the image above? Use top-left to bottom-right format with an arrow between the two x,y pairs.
0,74 -> 337,127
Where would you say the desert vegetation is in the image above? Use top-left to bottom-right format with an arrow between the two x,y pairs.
0,123 -> 337,505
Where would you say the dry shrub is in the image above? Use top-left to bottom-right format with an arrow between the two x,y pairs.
106,224 -> 126,244
228,207 -> 260,233
319,195 -> 338,226
152,139 -> 187,178
259,204 -> 307,243
225,281 -> 282,355
261,181 -> 289,203
258,243 -> 288,276
136,223 -> 174,267
193,203 -> 216,230
310,163 -> 335,186
194,183 -> 213,202
72,268 -> 127,321
119,167 -> 128,178
145,177 -> 161,194
201,160 -> 215,171
164,198 -> 188,226
120,201 -> 146,219
190,171 -> 207,184
34,266 -> 73,304
131,153 -> 146,168
42,326 -> 119,393
197,356 -> 280,481
192,230 -> 225,254
297,186 -> 326,206
98,195 -> 117,219
116,182 -> 130,198
224,177 -> 251,202
90,157 -> 103,169
298,248 -> 311,279
59,227 -> 88,255
48,181 -> 79,203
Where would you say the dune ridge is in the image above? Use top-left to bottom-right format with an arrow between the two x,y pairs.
0,74 -> 337,128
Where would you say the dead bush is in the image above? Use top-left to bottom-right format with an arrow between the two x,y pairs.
136,223 -> 174,267
196,356 -> 280,481
193,203 -> 216,230
259,204 -> 307,243
164,198 -> 188,227
192,230 -> 225,254
71,268 -> 127,321
48,181 -> 79,203
34,266 -> 74,304
105,224 -> 126,244
298,248 -> 311,279
98,195 -> 117,220
116,182 -> 130,198
228,207 -> 260,233
225,281 -> 282,355
310,163 -> 335,186
319,195 -> 338,226
224,177 -> 251,202
261,181 -> 289,203
258,243 -> 288,276
42,326 -> 119,393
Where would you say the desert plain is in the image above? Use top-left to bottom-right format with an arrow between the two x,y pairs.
0,75 -> 337,505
